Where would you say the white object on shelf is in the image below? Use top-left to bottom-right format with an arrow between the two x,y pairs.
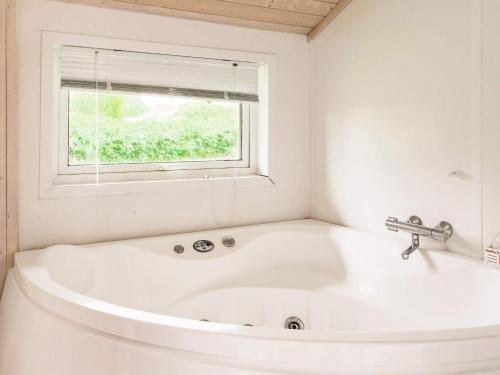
484,233 -> 500,266
484,248 -> 500,266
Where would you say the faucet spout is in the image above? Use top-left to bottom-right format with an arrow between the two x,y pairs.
401,232 -> 420,260
401,243 -> 419,260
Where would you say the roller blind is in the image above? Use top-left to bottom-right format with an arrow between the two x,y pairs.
59,46 -> 260,102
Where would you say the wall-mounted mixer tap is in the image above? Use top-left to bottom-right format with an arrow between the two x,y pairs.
385,216 -> 453,260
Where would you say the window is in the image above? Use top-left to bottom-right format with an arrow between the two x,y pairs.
66,93 -> 245,167
56,45 -> 260,179
40,32 -> 273,197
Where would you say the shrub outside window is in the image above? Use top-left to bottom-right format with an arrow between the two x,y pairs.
67,92 -> 243,166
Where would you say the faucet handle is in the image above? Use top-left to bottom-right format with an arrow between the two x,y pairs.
407,215 -> 423,225
434,221 -> 453,242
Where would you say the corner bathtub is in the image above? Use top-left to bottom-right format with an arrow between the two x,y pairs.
2,220 -> 500,375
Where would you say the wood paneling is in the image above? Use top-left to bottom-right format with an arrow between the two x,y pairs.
61,0 -> 312,34
55,0 -> 350,37
0,0 -> 17,293
6,0 -> 17,272
136,0 -> 323,27
0,0 -> 7,293
214,0 -> 338,17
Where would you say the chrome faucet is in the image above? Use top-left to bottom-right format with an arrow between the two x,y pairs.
385,216 -> 453,260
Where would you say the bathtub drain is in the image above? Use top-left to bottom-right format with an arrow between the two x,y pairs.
284,316 -> 304,330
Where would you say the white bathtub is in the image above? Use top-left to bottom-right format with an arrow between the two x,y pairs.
1,219 -> 500,374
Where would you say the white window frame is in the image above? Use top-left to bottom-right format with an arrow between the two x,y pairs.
57,88 -> 254,179
39,32 -> 275,198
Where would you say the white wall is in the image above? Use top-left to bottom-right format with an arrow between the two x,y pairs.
309,0 -> 483,257
20,0 -> 500,258
17,0 -> 309,250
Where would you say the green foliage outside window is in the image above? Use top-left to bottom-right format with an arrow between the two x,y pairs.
68,91 -> 240,165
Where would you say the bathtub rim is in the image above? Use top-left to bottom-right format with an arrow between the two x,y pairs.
7,269 -> 500,375
10,220 -> 500,350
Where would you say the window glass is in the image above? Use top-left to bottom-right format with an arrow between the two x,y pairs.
67,90 -> 242,166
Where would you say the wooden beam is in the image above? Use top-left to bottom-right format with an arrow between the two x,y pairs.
307,0 -> 351,41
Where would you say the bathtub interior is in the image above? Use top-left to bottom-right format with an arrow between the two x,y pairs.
25,220 -> 500,333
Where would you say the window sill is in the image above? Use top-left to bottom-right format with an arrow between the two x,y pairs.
39,174 -> 275,200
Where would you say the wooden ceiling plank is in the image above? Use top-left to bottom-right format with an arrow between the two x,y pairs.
307,0 -> 351,40
0,0 -> 8,294
220,0 -> 336,17
58,0 -> 312,34
135,0 -> 323,27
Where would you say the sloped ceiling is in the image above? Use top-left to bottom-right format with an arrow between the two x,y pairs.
56,0 -> 352,40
